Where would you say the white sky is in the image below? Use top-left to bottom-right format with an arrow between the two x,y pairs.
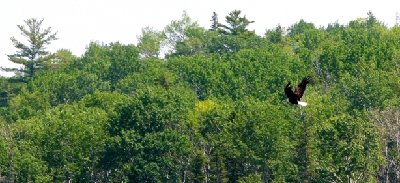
1,0 -> 399,76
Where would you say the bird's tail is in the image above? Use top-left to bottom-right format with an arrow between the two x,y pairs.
298,101 -> 308,107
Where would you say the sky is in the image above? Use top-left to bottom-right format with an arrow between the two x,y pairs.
1,0 -> 399,76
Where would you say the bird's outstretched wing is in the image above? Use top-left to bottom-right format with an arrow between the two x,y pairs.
294,77 -> 311,100
284,82 -> 296,99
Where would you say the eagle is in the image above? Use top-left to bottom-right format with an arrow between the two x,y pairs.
284,77 -> 311,106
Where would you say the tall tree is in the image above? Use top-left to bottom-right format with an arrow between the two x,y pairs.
137,27 -> 164,58
218,10 -> 255,36
2,18 -> 57,79
163,11 -> 202,55
206,10 -> 262,53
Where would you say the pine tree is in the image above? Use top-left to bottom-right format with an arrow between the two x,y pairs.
219,10 -> 255,36
2,18 -> 57,79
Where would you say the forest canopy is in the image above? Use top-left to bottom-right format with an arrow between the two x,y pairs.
1,10 -> 400,182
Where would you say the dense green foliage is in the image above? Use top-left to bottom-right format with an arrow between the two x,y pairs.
1,11 -> 400,182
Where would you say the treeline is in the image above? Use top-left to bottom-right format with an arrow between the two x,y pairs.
1,10 -> 400,182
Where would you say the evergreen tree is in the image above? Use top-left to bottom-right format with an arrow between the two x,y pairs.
218,10 -> 255,36
2,18 -> 57,79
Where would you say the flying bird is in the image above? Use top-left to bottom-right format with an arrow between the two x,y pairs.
284,77 -> 311,107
